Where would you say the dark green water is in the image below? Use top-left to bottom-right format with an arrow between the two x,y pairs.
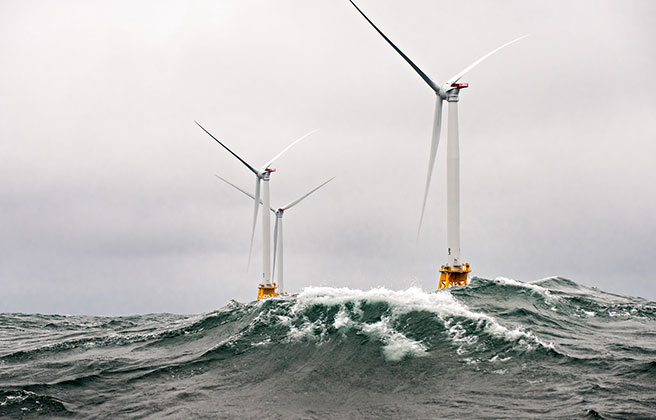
1,277 -> 655,419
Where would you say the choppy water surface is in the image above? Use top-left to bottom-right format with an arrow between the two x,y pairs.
1,277 -> 655,419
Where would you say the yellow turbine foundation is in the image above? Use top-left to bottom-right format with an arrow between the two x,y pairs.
256,283 -> 279,300
438,263 -> 471,290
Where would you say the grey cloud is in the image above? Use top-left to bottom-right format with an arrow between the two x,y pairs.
1,0 -> 654,315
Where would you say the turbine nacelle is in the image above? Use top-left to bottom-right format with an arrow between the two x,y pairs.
196,120 -> 317,277
437,82 -> 469,99
259,167 -> 276,179
348,0 -> 525,253
214,174 -> 334,295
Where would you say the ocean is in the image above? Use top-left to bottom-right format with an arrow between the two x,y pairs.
1,277 -> 655,419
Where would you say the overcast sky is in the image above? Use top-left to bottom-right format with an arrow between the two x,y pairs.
1,0 -> 655,315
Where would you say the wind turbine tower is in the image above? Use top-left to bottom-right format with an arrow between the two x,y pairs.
196,121 -> 316,299
215,175 -> 334,295
348,0 -> 525,289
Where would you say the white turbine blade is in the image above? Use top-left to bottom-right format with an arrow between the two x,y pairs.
262,129 -> 318,170
348,0 -> 440,92
445,35 -> 528,86
195,121 -> 260,176
214,175 -> 275,212
247,177 -> 261,270
215,175 -> 257,201
271,216 -> 279,283
417,97 -> 443,239
282,177 -> 335,211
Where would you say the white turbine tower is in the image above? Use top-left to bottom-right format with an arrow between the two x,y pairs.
215,175 -> 334,295
348,0 -> 525,289
196,121 -> 316,299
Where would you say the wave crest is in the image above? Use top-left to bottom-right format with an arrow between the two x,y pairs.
281,286 -> 552,361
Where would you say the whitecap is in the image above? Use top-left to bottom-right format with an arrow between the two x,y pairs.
493,277 -> 557,302
286,286 -> 552,360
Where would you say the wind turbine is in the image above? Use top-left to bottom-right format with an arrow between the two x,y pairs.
196,121 -> 316,299
215,175 -> 334,295
348,0 -> 526,289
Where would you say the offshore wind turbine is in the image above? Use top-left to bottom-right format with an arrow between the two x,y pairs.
196,121 -> 316,299
348,0 -> 525,289
215,175 -> 334,295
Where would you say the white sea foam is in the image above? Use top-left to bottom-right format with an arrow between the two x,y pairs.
333,308 -> 352,329
360,317 -> 428,361
286,286 -> 551,360
445,320 -> 478,345
493,277 -> 557,302
287,318 -> 329,342
252,338 -> 271,347
489,354 -> 512,362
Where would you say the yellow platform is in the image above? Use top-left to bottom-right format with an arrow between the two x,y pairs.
438,263 -> 471,290
256,283 -> 279,300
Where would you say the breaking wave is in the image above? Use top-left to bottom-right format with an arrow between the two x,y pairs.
1,277 -> 655,419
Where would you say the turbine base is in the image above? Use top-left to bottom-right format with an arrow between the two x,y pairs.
438,263 -> 471,290
256,283 -> 279,300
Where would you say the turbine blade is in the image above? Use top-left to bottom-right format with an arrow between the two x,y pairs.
214,175 -> 275,212
215,175 -> 257,201
247,177 -> 261,270
272,216 -> 279,283
417,97 -> 443,239
348,0 -> 440,92
282,177 -> 335,210
262,129 -> 318,170
195,121 -> 259,176
445,35 -> 528,86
